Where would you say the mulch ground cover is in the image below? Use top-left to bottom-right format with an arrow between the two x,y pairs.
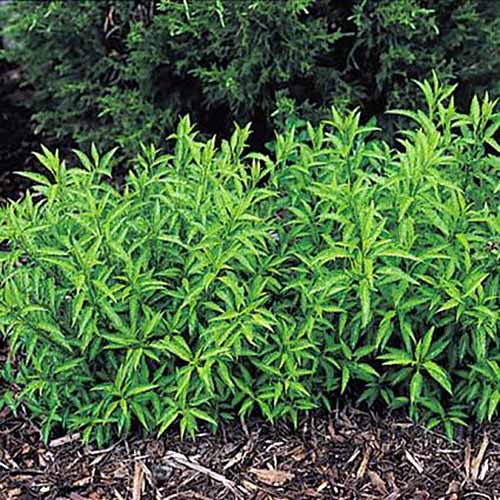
1,401 -> 499,500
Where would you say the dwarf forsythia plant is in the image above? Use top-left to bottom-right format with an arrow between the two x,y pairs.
0,78 -> 499,445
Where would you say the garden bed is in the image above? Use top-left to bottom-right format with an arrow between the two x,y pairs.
1,3 -> 499,499
1,404 -> 499,499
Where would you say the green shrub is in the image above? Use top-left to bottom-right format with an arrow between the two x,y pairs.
1,0 -> 499,153
0,78 -> 499,445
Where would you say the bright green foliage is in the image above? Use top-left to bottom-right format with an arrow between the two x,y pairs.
0,78 -> 499,445
1,0 -> 499,152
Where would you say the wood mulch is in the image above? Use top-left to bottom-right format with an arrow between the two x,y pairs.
1,402 -> 499,500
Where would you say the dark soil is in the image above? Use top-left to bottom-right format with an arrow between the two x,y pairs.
1,401 -> 499,500
0,60 -> 68,204
0,59 -> 33,202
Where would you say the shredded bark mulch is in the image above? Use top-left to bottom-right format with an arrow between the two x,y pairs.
1,402 -> 499,500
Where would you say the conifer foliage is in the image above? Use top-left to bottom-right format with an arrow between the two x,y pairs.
1,0 -> 499,152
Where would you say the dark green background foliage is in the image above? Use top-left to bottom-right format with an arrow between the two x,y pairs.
1,0 -> 499,153
1,80 -> 498,445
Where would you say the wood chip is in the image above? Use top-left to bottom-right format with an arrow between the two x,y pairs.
405,450 -> 424,474
414,490 -> 430,499
447,480 -> 460,492
346,448 -> 361,465
478,458 -> 489,481
368,470 -> 387,495
49,432 -> 81,448
132,461 -> 144,500
328,418 -> 345,443
69,494 -> 90,500
317,481 -> 329,492
471,434 -> 489,481
241,480 -> 258,491
223,440 -> 253,471
464,437 -> 472,479
164,450 -> 247,498
249,467 -> 295,486
113,489 -> 126,500
73,476 -> 92,487
290,445 -> 306,462
328,419 -> 337,439
2,406 -> 500,499
356,447 -> 370,479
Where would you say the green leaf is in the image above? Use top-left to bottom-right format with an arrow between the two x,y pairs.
416,327 -> 434,362
165,336 -> 193,362
36,321 -> 73,352
16,171 -> 52,186
379,349 -> 415,366
470,95 -> 480,127
158,407 -> 180,437
99,300 -> 127,332
359,279 -> 371,328
131,401 -> 150,430
189,408 -> 218,426
341,365 -> 350,394
488,390 -> 500,421
126,384 -> 158,398
374,249 -> 421,262
410,371 -> 423,404
375,311 -> 396,349
423,361 -> 452,395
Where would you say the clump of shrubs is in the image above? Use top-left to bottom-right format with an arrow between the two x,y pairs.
0,79 -> 498,445
1,0 -> 499,153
